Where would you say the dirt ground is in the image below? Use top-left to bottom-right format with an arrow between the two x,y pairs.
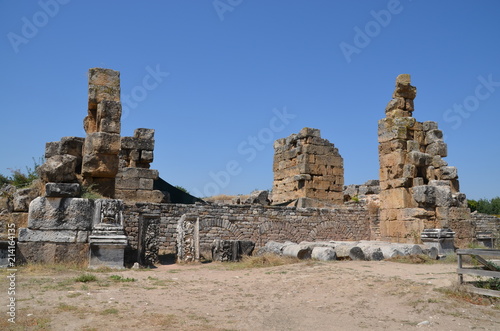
1,259 -> 499,331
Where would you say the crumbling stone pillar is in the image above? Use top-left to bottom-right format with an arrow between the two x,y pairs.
272,127 -> 344,205
82,68 -> 122,197
378,74 -> 473,245
115,128 -> 166,203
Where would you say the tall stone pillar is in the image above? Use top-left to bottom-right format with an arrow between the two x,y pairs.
378,74 -> 473,245
82,68 -> 122,197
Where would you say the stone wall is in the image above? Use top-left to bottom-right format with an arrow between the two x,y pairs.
272,128 -> 344,205
123,202 -> 372,260
473,212 -> 500,247
378,74 -> 473,245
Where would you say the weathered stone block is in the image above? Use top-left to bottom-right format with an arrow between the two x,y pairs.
378,140 -> 406,154
17,242 -> 89,265
88,68 -> 120,87
88,68 -> 120,109
134,128 -> 155,140
449,207 -> 471,220
406,151 -> 432,166
385,98 -> 406,112
45,141 -> 60,159
435,186 -> 452,207
45,183 -> 81,197
393,117 -> 416,128
59,137 -> 85,157
423,121 -> 438,131
424,129 -> 443,145
117,167 -> 159,180
406,140 -> 420,152
28,197 -> 94,230
428,180 -> 449,187
431,155 -> 448,168
135,190 -> 165,203
97,100 -> 121,132
82,153 -> 119,177
400,208 -> 435,220
19,228 -> 78,242
393,80 -> 417,99
38,155 -> 78,183
412,177 -> 424,186
385,109 -> 412,118
425,141 -> 447,157
379,188 -> 416,209
84,132 -> 121,154
412,185 -> 434,205
88,85 -> 120,110
13,187 -> 39,212
440,166 -> 458,180
141,150 -> 154,162
403,164 -> 417,178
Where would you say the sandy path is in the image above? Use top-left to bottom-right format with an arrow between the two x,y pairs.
3,260 -> 499,330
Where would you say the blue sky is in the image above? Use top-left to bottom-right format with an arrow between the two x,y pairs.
1,0 -> 499,200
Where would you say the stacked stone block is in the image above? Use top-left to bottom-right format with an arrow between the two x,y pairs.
378,74 -> 473,244
115,128 -> 166,202
115,167 -> 165,203
82,68 -> 122,197
120,128 -> 155,169
272,127 -> 344,205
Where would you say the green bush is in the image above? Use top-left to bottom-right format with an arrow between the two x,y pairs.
468,197 -> 500,215
0,157 -> 43,189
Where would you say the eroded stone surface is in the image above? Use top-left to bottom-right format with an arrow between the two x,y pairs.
378,75 -> 472,244
272,127 -> 344,205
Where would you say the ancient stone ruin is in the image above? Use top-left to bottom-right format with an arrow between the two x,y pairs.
40,68 -> 167,203
378,74 -> 473,246
272,127 -> 344,207
0,69 -> 498,268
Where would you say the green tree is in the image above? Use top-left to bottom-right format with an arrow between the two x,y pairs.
491,196 -> 500,215
467,199 -> 477,212
0,174 -> 10,188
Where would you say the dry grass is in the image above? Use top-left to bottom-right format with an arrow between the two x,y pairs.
14,262 -> 88,274
386,254 -> 435,264
223,253 -> 300,270
437,283 -> 500,307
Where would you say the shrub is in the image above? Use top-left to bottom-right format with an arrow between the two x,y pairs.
81,184 -> 103,199
74,274 -> 97,283
174,185 -> 189,193
109,275 -> 136,282
1,157 -> 44,189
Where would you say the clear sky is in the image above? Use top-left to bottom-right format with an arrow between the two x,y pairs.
1,0 -> 499,200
